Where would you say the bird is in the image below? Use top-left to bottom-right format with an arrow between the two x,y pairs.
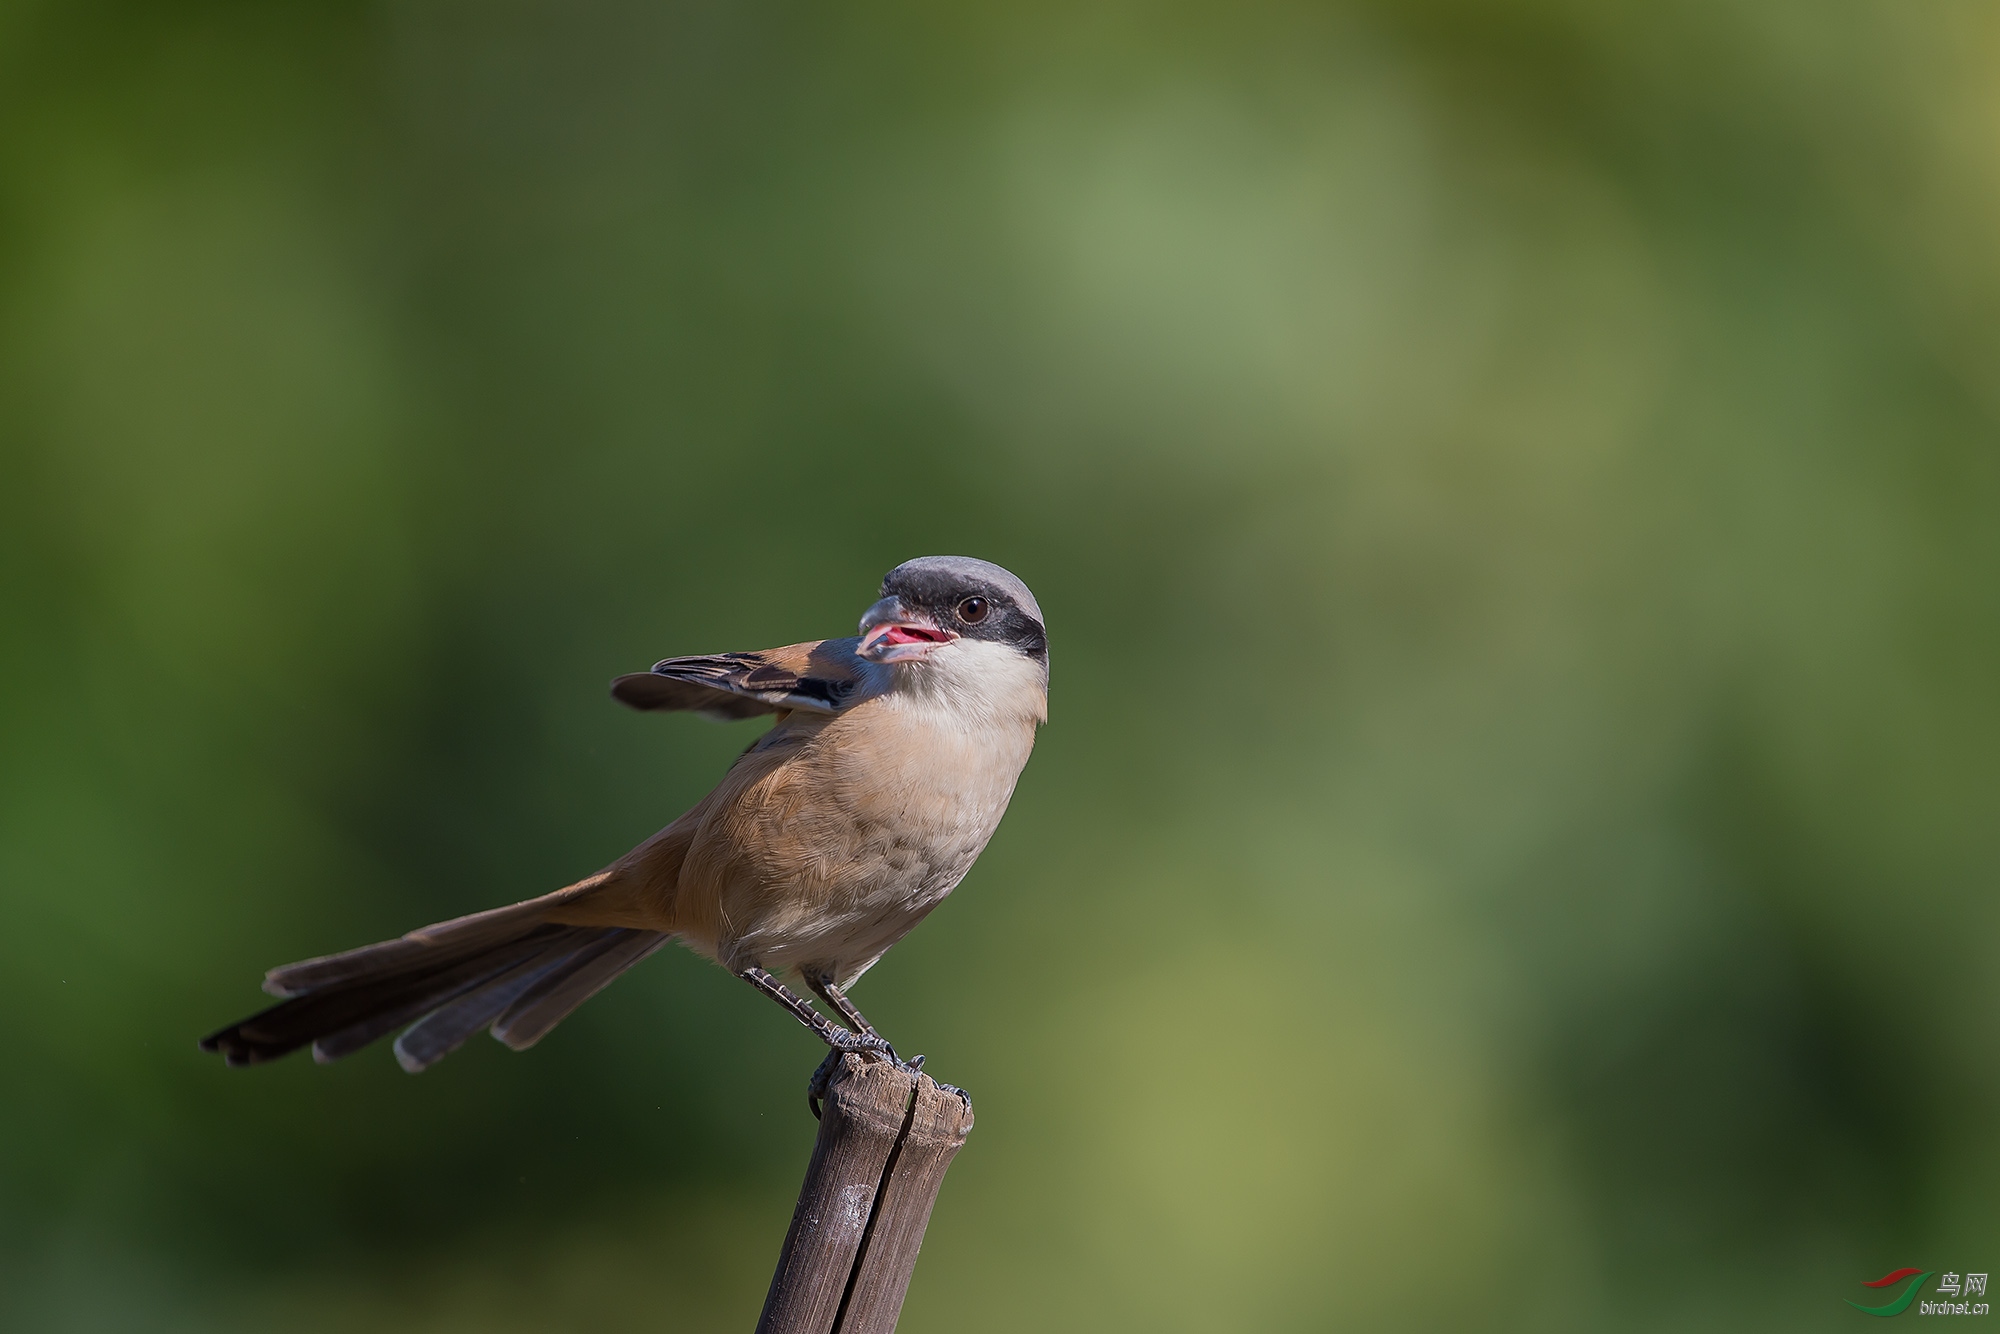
199,555 -> 1047,1076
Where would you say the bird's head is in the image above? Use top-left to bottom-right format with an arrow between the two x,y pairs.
857,556 -> 1048,674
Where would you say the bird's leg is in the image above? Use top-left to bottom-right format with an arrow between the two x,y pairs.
740,967 -> 895,1121
801,972 -> 928,1100
737,967 -> 894,1059
805,973 -> 878,1039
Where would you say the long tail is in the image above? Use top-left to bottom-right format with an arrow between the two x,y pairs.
199,896 -> 670,1073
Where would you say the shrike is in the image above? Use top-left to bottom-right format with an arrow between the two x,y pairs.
201,556 -> 1047,1073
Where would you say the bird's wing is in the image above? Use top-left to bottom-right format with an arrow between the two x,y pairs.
609,637 -> 868,719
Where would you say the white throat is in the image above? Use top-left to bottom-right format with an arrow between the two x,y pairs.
887,638 -> 1048,728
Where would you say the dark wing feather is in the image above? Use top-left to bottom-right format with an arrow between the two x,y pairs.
610,637 -> 867,718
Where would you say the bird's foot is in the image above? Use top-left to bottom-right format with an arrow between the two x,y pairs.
805,1045 -> 957,1117
805,1030 -> 896,1119
821,1024 -> 896,1060
807,1048 -> 842,1117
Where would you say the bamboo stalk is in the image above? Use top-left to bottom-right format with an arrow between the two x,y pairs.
755,1054 -> 975,1334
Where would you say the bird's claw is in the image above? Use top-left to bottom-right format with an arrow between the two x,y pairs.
807,1048 -> 842,1118
806,1042 -> 955,1118
807,1028 -> 897,1118
821,1023 -> 894,1058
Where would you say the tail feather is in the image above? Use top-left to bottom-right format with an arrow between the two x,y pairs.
264,899 -> 571,998
308,935 -> 580,1064
203,925 -> 575,1066
201,904 -> 670,1070
492,929 -> 671,1051
310,966 -> 510,1065
392,945 -> 586,1073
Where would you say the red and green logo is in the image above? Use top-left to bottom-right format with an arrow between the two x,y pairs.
1848,1268 -> 1992,1316
1848,1269 -> 1932,1317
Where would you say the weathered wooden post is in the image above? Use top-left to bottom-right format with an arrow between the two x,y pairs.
755,1054 -> 974,1334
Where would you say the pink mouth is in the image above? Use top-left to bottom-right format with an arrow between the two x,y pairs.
859,619 -> 957,660
877,625 -> 951,647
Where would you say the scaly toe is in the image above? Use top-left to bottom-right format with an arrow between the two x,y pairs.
826,1027 -> 895,1059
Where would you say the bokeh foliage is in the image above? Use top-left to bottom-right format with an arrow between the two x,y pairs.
3,1 -> 1998,1329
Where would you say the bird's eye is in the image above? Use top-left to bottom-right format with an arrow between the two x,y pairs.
956,596 -> 990,624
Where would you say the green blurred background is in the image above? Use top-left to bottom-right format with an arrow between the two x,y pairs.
3,1 -> 1997,1330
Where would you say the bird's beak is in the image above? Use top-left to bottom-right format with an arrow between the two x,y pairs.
858,596 -> 957,663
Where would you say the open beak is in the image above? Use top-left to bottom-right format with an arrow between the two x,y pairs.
858,596 -> 957,663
